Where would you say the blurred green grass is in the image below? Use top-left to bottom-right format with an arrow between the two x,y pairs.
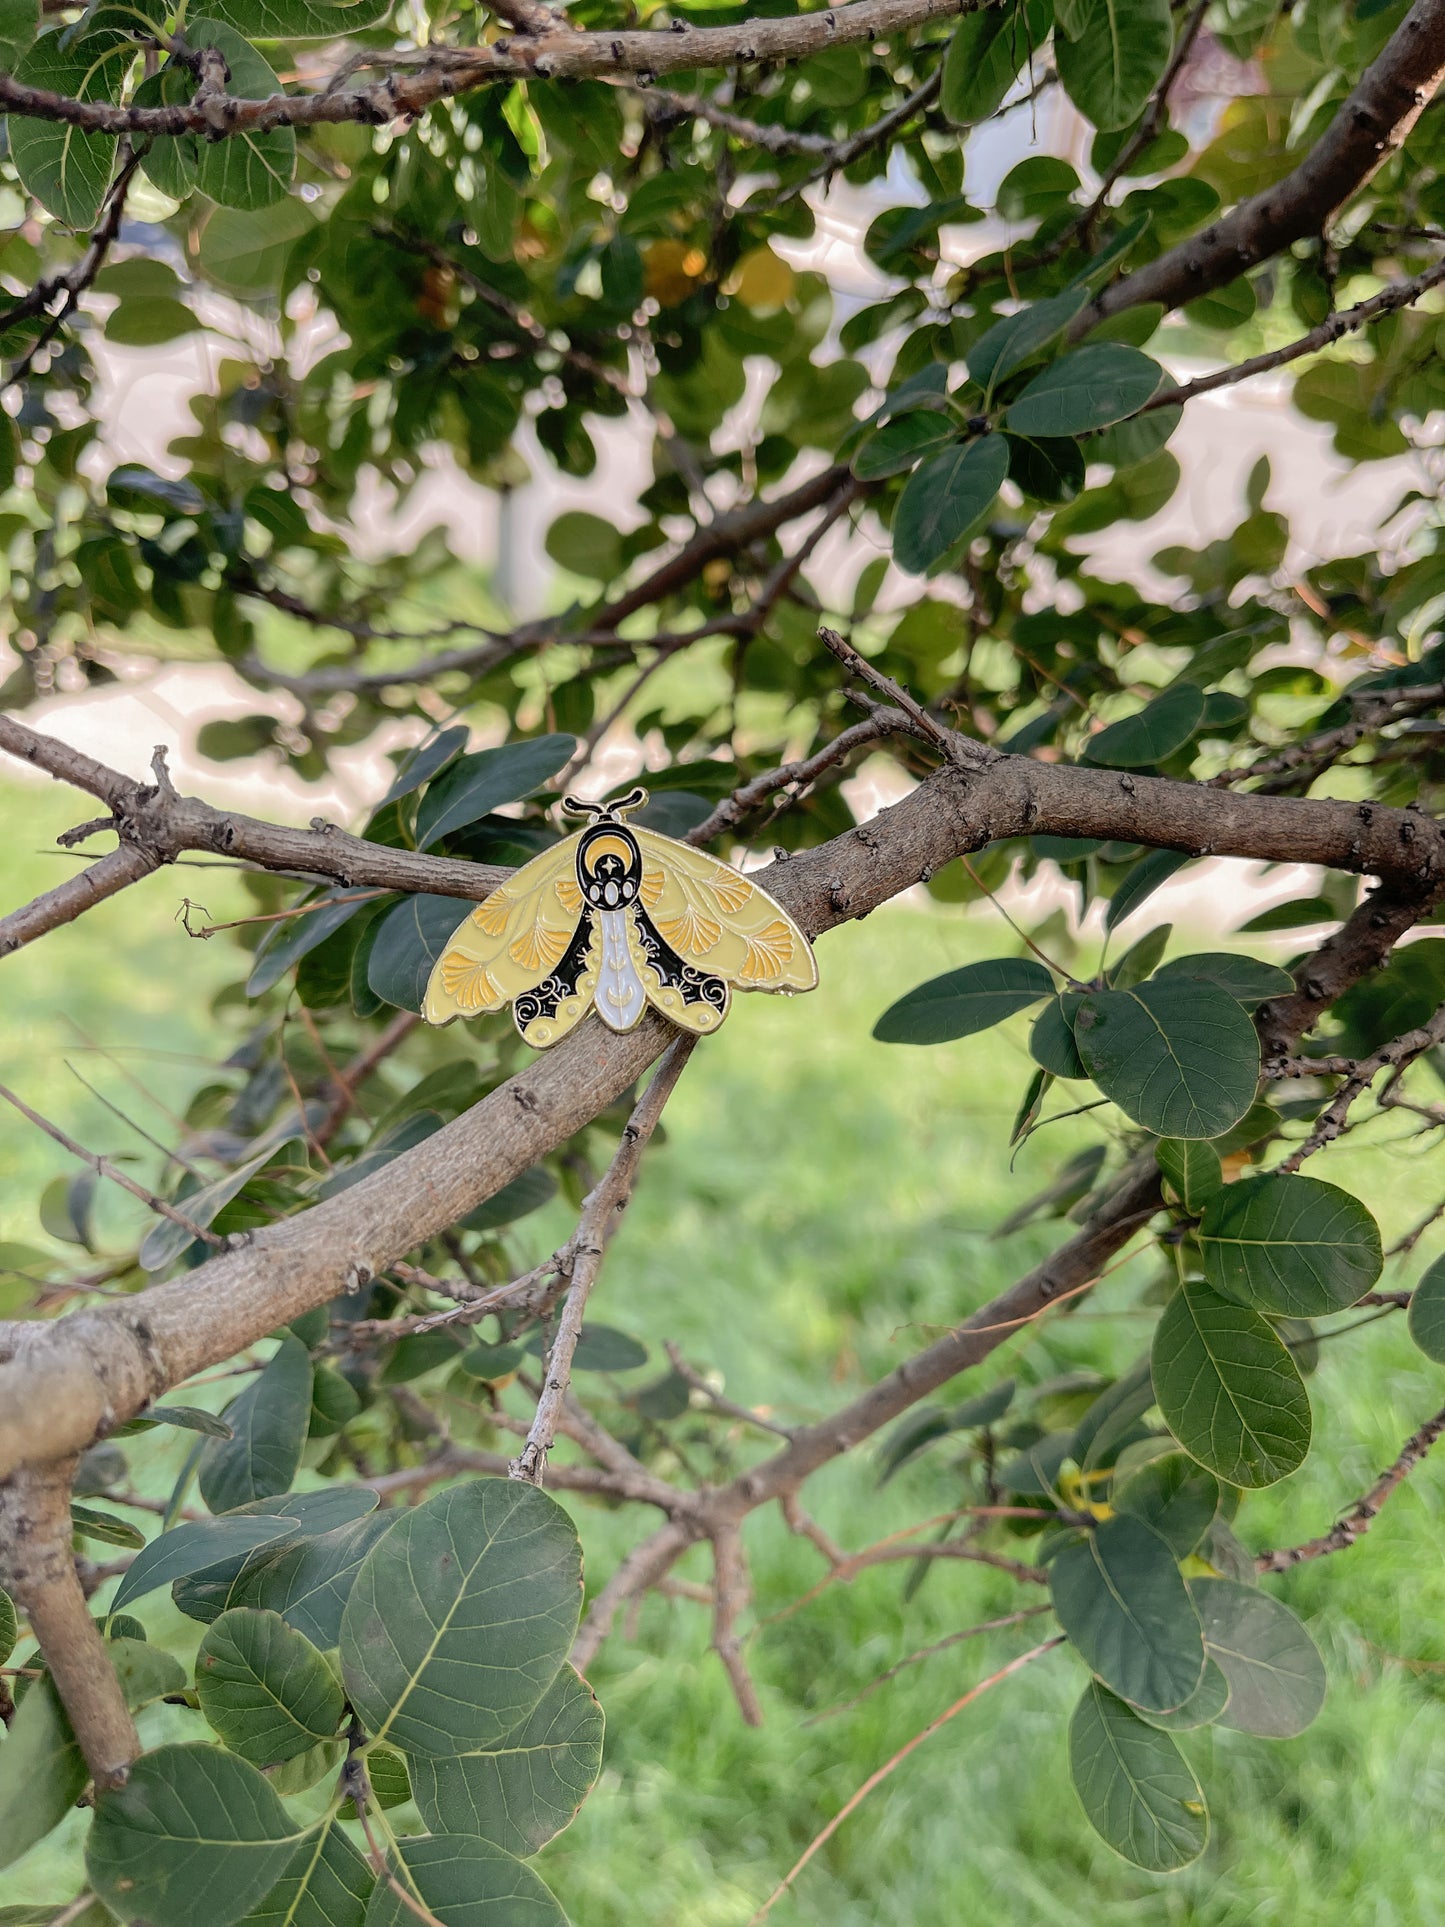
5,771 -> 1445,1924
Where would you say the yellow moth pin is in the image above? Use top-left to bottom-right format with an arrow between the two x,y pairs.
423,788 -> 818,1046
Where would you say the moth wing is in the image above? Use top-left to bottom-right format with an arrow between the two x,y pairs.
625,906 -> 731,1036
632,828 -> 817,993
514,912 -> 602,1049
422,835 -> 585,1025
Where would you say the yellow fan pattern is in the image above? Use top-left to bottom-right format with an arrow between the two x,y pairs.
422,789 -> 816,1047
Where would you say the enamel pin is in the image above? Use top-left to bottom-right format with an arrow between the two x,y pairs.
422,788 -> 818,1046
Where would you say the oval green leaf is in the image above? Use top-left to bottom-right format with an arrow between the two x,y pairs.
874,957 -> 1054,1044
1155,951 -> 1296,1007
1084,683 -> 1204,768
9,30 -> 123,229
1191,1576 -> 1326,1738
1029,991 -> 1087,1077
361,1834 -> 566,1927
1407,1253 -> 1445,1363
1156,1138 -> 1223,1215
239,1821 -> 373,1927
408,1665 -> 605,1857
367,895 -> 472,1014
1199,1173 -> 1383,1317
88,1744 -> 307,1927
197,1608 -> 346,1765
1005,344 -> 1163,438
189,23 -> 295,210
892,434 -> 1009,575
1130,1656 -> 1230,1731
1055,0 -> 1174,130
1074,977 -> 1260,1139
1068,1681 -> 1208,1872
852,410 -> 958,480
199,1337 -> 314,1513
1113,1451 -> 1220,1557
1050,1515 -> 1205,1713
1151,1280 -> 1311,1488
340,1480 -> 582,1758
111,1513 -> 304,1614
415,736 -> 575,849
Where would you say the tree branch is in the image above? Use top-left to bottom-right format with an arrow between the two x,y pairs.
0,1461 -> 139,1785
1078,0 -> 1445,329
1255,1402 -> 1445,1572
510,1033 -> 697,1485
0,0 -> 979,140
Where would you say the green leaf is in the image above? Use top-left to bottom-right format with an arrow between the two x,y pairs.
1151,1280 -> 1311,1487
88,1744 -> 307,1927
892,435 -> 1009,574
202,0 -> 389,35
1105,923 -> 1171,991
109,1636 -> 188,1711
460,1165 -> 558,1232
522,1323 -> 648,1372
874,957 -> 1054,1044
1030,991 -> 1087,1077
942,0 -> 1051,124
9,30 -> 123,228
1055,0 -> 1174,128
0,1587 -> 15,1667
1084,683 -> 1204,768
1050,1515 -> 1204,1713
378,727 -> 470,808
1114,1452 -> 1219,1557
1104,849 -> 1189,929
1191,1577 -> 1327,1737
116,1403 -> 236,1439
361,1834 -> 567,1927
111,1513 -> 304,1613
1074,978 -> 1259,1139
968,287 -> 1090,394
0,1675 -> 86,1870
852,410 -> 957,480
197,199 -> 316,295
0,0 -> 37,65
1154,951 -> 1295,1007
340,1481 -> 583,1758
416,736 -> 575,849
133,65 -> 201,200
409,1665 -> 604,1857
249,891 -> 377,998
177,1509 -> 391,1647
1069,1682 -> 1208,1870
1156,1138 -> 1223,1217
1199,1174 -> 1382,1317
1130,1656 -> 1230,1731
141,1141 -> 295,1271
1407,1253 -> 1445,1362
188,24 -> 296,210
71,1502 -> 146,1548
239,1821 -> 374,1927
1005,345 -> 1163,437
199,1337 -> 314,1513
367,895 -> 472,1013
197,1608 -> 346,1765
544,511 -> 624,582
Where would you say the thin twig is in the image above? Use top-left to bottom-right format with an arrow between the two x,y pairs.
0,1079 -> 225,1249
802,1606 -> 1054,1724
747,1638 -> 1065,1922
1255,1402 -> 1445,1571
510,1034 -> 698,1484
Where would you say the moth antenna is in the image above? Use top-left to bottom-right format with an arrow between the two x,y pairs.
561,794 -> 608,821
562,786 -> 649,822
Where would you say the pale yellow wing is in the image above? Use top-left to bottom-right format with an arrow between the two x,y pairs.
513,914 -> 602,1049
625,909 -> 731,1035
422,835 -> 586,1025
632,828 -> 818,993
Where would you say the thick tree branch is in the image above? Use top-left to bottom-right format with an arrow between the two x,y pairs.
0,1461 -> 139,1785
1079,0 -> 1445,329
0,0 -> 977,139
